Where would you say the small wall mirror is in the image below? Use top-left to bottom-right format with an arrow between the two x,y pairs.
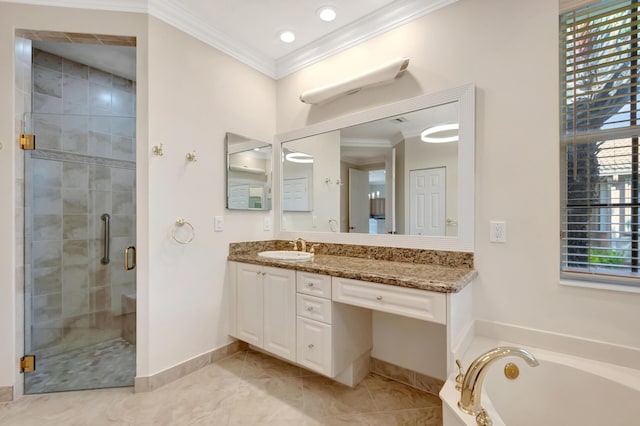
226,132 -> 272,211
275,84 -> 474,252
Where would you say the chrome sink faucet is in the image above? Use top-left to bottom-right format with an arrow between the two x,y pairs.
457,346 -> 539,425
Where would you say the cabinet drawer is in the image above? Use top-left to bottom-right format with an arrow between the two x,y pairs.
297,317 -> 332,376
332,277 -> 447,324
296,271 -> 331,299
297,294 -> 332,324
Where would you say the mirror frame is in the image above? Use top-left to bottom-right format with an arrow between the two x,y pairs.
274,84 -> 475,252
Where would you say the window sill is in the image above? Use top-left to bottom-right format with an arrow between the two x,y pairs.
559,278 -> 640,294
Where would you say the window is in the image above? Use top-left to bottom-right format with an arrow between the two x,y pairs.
560,0 -> 640,284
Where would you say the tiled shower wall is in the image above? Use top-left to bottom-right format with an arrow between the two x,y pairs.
26,48 -> 136,355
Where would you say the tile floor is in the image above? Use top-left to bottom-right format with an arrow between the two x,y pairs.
25,337 -> 135,394
0,348 -> 443,425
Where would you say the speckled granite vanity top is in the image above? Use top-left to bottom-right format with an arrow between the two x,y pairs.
228,241 -> 477,294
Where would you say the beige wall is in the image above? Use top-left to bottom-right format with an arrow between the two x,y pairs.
276,0 -> 640,351
145,16 -> 276,375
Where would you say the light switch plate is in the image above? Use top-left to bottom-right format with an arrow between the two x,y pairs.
214,215 -> 224,232
263,216 -> 271,231
490,221 -> 506,243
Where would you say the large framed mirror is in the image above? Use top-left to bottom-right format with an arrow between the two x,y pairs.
226,132 -> 272,210
275,84 -> 475,252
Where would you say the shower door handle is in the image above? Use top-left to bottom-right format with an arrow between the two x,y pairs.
124,246 -> 136,271
101,213 -> 111,265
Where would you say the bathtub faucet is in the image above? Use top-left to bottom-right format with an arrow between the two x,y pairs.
458,346 -> 539,424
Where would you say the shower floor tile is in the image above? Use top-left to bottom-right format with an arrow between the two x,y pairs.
4,348 -> 443,425
25,337 -> 135,394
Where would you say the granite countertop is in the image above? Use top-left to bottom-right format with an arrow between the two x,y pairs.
227,252 -> 477,294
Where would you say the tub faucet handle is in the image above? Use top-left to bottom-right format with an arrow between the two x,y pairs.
476,409 -> 493,426
455,359 -> 465,391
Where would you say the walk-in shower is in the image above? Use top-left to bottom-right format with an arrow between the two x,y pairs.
16,32 -> 137,394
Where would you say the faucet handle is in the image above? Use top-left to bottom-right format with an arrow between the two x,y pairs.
289,240 -> 298,251
455,359 -> 465,391
309,244 -> 321,254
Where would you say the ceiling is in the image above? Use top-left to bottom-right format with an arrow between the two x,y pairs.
10,0 -> 457,79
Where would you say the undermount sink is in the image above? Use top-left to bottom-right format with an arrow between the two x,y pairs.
258,250 -> 314,261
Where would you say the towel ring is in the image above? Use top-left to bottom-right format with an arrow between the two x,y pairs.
171,218 -> 195,244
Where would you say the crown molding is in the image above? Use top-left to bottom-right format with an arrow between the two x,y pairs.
5,0 -> 458,79
147,0 -> 276,77
274,0 -> 458,79
341,137 -> 393,148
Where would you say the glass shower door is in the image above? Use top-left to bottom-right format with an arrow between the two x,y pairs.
23,111 -> 136,393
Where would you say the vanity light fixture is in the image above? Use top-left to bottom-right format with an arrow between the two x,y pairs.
285,152 -> 313,163
299,56 -> 410,104
317,6 -> 337,22
279,30 -> 296,43
421,123 -> 459,143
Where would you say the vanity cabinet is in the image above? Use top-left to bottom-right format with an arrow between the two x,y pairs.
230,263 -> 371,386
295,271 -> 371,382
234,262 -> 296,362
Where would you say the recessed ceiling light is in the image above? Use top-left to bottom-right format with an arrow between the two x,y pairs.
317,6 -> 337,22
421,123 -> 459,143
279,30 -> 296,43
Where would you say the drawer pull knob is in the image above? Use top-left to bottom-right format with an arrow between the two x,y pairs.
307,307 -> 314,311
307,283 -> 314,287
308,344 -> 314,349
376,296 -> 383,301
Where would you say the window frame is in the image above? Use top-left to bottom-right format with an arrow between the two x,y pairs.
560,0 -> 640,288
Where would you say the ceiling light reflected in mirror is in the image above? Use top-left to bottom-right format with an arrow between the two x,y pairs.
285,152 -> 314,163
421,123 -> 459,143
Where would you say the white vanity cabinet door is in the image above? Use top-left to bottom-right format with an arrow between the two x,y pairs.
332,277 -> 447,324
297,317 -> 332,375
236,262 -> 264,347
263,266 -> 297,362
296,271 -> 332,299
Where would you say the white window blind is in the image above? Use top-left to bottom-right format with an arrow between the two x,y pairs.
561,0 -> 640,284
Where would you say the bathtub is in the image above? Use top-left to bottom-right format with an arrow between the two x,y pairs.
441,338 -> 640,426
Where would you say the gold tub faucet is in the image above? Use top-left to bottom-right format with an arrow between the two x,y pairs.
457,346 -> 539,425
